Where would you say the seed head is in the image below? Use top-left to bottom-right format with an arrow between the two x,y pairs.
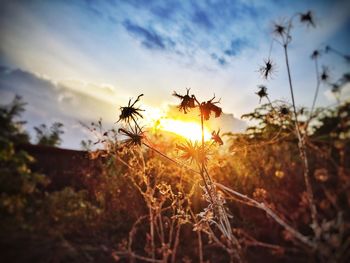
279,105 -> 290,116
118,127 -> 144,147
331,84 -> 340,94
177,140 -> 210,164
118,94 -> 144,123
311,50 -> 321,60
273,23 -> 287,37
259,58 -> 275,79
320,66 -> 330,82
256,85 -> 268,103
300,11 -> 315,28
211,129 -> 223,145
200,95 -> 222,121
173,88 -> 196,114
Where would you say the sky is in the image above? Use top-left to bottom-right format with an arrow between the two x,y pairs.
0,0 -> 349,149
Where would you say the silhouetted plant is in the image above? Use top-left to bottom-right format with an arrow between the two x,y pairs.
34,122 -> 64,147
0,95 -> 30,144
254,9 -> 350,261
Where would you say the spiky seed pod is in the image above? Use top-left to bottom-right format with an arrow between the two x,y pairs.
177,140 -> 210,164
259,59 -> 275,79
118,128 -> 144,146
118,94 -> 144,123
311,50 -> 321,60
256,85 -> 268,103
320,66 -> 330,82
280,106 -> 290,116
300,11 -> 315,27
273,23 -> 287,37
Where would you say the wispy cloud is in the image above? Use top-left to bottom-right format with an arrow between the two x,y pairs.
224,38 -> 249,57
211,53 -> 227,66
122,20 -> 175,51
191,8 -> 214,30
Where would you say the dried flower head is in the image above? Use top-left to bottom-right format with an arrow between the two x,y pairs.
331,84 -> 340,94
200,95 -> 222,121
273,23 -> 287,37
118,94 -> 144,123
118,127 -> 144,146
299,11 -> 315,27
259,58 -> 275,79
311,49 -> 321,60
173,88 -> 196,114
211,129 -> 223,145
177,140 -> 210,164
279,105 -> 290,116
320,66 -> 330,82
256,85 -> 268,103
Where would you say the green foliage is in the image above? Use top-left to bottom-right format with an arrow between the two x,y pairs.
0,95 -> 30,144
0,138 -> 49,223
34,122 -> 64,147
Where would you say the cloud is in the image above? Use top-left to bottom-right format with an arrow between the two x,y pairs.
0,66 -> 119,149
224,38 -> 248,57
211,53 -> 227,66
150,2 -> 180,20
122,19 -> 175,51
191,9 -> 213,30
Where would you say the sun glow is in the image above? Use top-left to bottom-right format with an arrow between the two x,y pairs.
156,119 -> 211,142
142,105 -> 212,142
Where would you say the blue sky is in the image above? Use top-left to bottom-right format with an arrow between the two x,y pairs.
0,0 -> 349,148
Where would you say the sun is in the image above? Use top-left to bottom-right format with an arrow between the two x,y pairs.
157,119 -> 211,141
142,105 -> 212,142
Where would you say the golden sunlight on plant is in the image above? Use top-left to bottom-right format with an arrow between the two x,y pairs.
154,118 -> 211,141
143,105 -> 212,141
2,5 -> 350,263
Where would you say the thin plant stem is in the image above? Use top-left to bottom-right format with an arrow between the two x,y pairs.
197,230 -> 204,263
283,44 -> 319,234
310,57 -> 320,118
148,190 -> 155,261
215,182 -> 316,249
199,113 -> 241,259
170,224 -> 181,263
306,57 -> 321,131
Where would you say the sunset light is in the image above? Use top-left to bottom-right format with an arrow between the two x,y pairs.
156,118 -> 212,142
1,0 -> 349,262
